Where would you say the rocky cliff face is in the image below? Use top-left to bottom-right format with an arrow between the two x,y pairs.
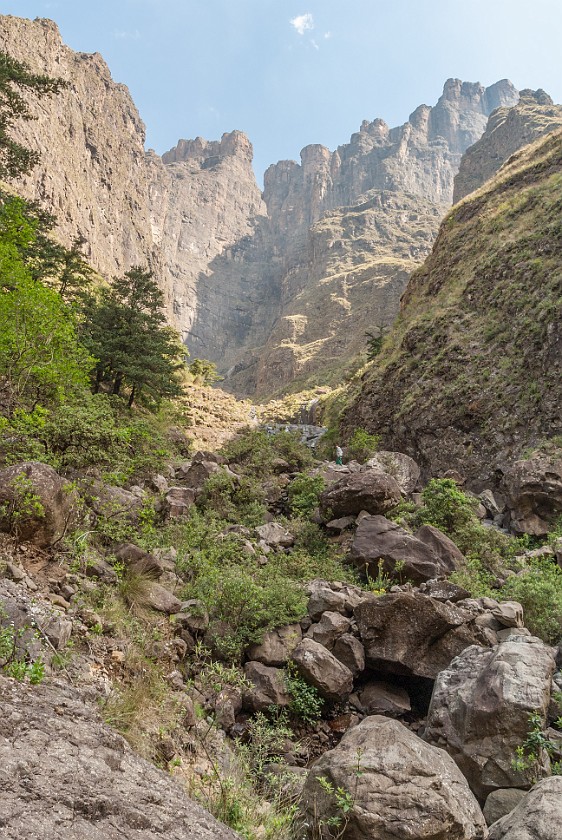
2,15 -> 523,396
344,129 -> 562,487
0,16 -> 156,280
187,78 -> 519,394
453,89 -> 562,202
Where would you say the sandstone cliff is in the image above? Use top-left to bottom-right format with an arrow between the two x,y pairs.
0,15 -> 156,279
453,89 -> 562,202
344,129 -> 562,487
2,14 -> 524,396
185,79 -> 519,394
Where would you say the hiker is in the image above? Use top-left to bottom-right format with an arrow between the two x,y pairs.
335,444 -> 343,465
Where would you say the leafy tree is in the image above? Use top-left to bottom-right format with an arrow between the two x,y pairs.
81,266 -> 185,408
0,231 -> 91,417
188,357 -> 222,385
0,51 -> 67,180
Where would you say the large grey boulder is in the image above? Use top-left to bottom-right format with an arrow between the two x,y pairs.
0,676 -> 238,840
292,638 -> 353,702
354,591 -> 491,679
306,611 -> 351,650
504,452 -> 562,535
365,450 -> 421,495
301,715 -> 487,840
246,624 -> 302,666
488,776 -> 562,839
483,789 -> 527,827
424,637 -> 556,800
319,470 -> 402,519
0,462 -> 77,547
243,661 -> 292,711
350,515 -> 463,584
306,579 -> 364,620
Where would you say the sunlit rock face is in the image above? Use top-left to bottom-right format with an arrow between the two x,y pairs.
2,15 -> 519,395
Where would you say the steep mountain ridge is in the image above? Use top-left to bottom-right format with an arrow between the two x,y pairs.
454,88 -> 562,202
1,14 -> 520,395
344,128 -> 562,486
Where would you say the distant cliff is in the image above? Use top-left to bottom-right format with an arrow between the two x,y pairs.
2,14 -> 523,395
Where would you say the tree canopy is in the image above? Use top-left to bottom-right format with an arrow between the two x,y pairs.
81,267 -> 185,408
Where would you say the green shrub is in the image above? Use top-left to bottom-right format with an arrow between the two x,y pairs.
415,478 -> 477,534
346,428 -> 380,463
287,473 -> 324,517
285,663 -> 323,724
222,428 -> 313,475
196,469 -> 267,527
191,565 -> 306,662
500,558 -> 562,644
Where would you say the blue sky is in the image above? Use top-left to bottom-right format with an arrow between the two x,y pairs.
3,1 -> 562,180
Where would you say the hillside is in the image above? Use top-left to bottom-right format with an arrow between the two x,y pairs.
344,129 -> 562,487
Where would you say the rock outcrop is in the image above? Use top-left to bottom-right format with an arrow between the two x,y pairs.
0,16 -> 156,282
454,89 -> 562,202
0,675 -> 238,840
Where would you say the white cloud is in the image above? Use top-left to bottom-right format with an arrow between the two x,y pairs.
324,31 -> 332,39
311,39 -> 319,51
112,29 -> 141,40
290,13 -> 314,36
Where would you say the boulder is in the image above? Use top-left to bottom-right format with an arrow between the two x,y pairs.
301,716 -> 487,840
165,486 -> 196,518
246,624 -> 302,666
488,776 -> 562,839
183,460 -> 222,491
243,662 -> 291,712
173,599 -> 209,634
255,522 -> 294,548
332,634 -> 365,677
421,579 -> 472,602
319,471 -> 402,519
358,680 -> 411,716
114,543 -> 164,578
0,675 -> 237,840
365,450 -> 421,495
483,789 -> 527,826
291,638 -> 353,702
325,516 -> 356,533
307,580 -> 348,620
491,602 -> 524,628
504,452 -> 562,535
424,637 -> 556,800
0,462 -> 77,547
306,611 -> 351,650
354,591 -> 491,679
349,515 -> 463,584
84,480 -> 144,525
144,583 -> 182,614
